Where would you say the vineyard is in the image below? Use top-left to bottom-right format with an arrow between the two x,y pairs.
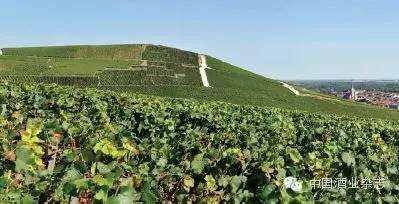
0,45 -> 203,88
1,44 -> 144,60
0,83 -> 397,203
1,44 -> 399,121
142,45 -> 199,66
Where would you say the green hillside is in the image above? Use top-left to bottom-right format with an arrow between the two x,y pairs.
2,44 -> 143,59
0,45 -> 398,202
0,44 -> 201,86
0,44 -> 398,120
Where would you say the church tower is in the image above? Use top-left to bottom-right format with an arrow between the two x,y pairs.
350,83 -> 357,100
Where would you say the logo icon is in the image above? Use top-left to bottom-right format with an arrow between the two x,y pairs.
284,177 -> 302,192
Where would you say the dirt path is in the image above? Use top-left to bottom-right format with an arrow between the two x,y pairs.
281,82 -> 300,96
198,54 -> 211,87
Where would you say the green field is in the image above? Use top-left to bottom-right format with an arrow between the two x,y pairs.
0,44 -> 398,120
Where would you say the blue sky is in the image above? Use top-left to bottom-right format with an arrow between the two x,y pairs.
1,0 -> 399,80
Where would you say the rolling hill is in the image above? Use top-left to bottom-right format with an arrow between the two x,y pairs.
0,44 -> 398,120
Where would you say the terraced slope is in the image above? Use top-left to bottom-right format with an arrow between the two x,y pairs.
0,44 -> 398,120
0,44 -> 202,87
2,44 -> 143,59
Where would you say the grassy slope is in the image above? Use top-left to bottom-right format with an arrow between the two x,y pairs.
2,44 -> 143,59
205,56 -> 399,120
0,45 -> 398,120
0,55 -> 139,75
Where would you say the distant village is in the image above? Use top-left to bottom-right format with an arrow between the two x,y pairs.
332,85 -> 399,109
